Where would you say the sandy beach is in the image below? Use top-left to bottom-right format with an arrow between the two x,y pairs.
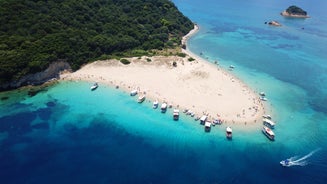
60,25 -> 266,129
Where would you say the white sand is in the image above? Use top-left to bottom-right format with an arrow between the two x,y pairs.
60,25 -> 266,129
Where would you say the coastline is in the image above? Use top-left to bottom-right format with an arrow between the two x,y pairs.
280,11 -> 310,18
60,24 -> 267,130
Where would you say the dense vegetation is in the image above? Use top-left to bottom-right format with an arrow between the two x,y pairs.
285,5 -> 307,16
0,0 -> 193,85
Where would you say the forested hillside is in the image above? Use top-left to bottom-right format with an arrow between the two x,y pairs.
0,0 -> 193,85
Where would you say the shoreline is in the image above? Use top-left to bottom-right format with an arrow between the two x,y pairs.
60,24 -> 267,131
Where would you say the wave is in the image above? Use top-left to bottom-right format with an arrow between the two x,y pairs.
280,148 -> 321,167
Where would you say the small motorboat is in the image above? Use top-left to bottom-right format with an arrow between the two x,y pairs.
173,109 -> 179,120
280,159 -> 291,167
161,102 -> 168,113
226,127 -> 232,139
130,89 -> 138,96
90,82 -> 98,91
153,100 -> 159,109
138,95 -> 146,103
204,121 -> 211,132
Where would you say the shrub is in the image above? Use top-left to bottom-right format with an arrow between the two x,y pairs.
188,57 -> 195,62
120,58 -> 131,65
177,53 -> 186,57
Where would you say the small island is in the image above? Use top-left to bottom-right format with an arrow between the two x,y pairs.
265,20 -> 282,27
281,5 -> 310,18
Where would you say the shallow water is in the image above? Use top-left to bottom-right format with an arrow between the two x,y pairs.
1,0 -> 327,183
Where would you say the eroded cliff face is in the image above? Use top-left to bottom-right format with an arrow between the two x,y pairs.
0,61 -> 71,91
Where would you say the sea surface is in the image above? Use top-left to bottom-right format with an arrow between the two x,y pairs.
1,0 -> 327,183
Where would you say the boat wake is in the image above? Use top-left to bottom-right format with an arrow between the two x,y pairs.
280,148 -> 321,167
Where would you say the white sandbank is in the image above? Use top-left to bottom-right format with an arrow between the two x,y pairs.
60,25 -> 266,130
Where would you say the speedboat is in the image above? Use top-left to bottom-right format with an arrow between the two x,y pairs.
226,127 -> 232,139
262,126 -> 275,141
138,95 -> 146,103
130,89 -> 138,96
153,100 -> 159,109
263,118 -> 275,129
280,159 -> 291,167
173,109 -> 179,120
161,102 -> 167,113
90,82 -> 98,91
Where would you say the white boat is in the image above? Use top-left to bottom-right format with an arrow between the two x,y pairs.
161,102 -> 167,113
263,118 -> 275,129
173,109 -> 179,120
90,82 -> 98,91
260,97 -> 268,101
226,127 -> 233,139
262,114 -> 272,119
200,115 -> 207,125
259,92 -> 266,97
280,159 -> 291,167
138,95 -> 146,103
262,126 -> 275,140
205,121 -> 211,132
153,100 -> 159,109
130,89 -> 138,96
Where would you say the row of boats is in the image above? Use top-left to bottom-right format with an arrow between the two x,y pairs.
262,115 -> 276,141
132,89 -> 233,139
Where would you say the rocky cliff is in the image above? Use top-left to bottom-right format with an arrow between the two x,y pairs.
0,61 -> 71,91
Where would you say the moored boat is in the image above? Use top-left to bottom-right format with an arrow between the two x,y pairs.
90,82 -> 98,91
263,118 -> 275,129
173,109 -> 179,120
161,102 -> 167,113
130,89 -> 138,96
205,121 -> 211,132
138,95 -> 146,103
262,126 -> 275,140
262,114 -> 272,119
153,100 -> 159,109
226,127 -> 232,139
200,115 -> 207,125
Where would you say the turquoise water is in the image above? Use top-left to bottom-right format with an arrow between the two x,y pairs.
1,0 -> 327,183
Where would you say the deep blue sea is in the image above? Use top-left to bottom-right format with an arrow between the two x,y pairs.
1,0 -> 327,183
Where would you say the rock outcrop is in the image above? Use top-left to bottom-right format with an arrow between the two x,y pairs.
281,5 -> 310,18
0,61 -> 71,91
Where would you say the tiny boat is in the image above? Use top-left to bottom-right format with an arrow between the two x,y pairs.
183,109 -> 188,113
204,121 -> 211,132
90,82 -> 98,91
138,95 -> 146,103
262,114 -> 272,119
260,97 -> 268,101
173,109 -> 179,120
161,102 -> 168,113
226,127 -> 233,139
200,115 -> 207,125
259,92 -> 266,97
280,159 -> 291,167
262,126 -> 275,141
194,116 -> 200,121
130,89 -> 138,96
229,65 -> 235,69
186,110 -> 192,116
263,118 -> 275,129
153,100 -> 159,109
